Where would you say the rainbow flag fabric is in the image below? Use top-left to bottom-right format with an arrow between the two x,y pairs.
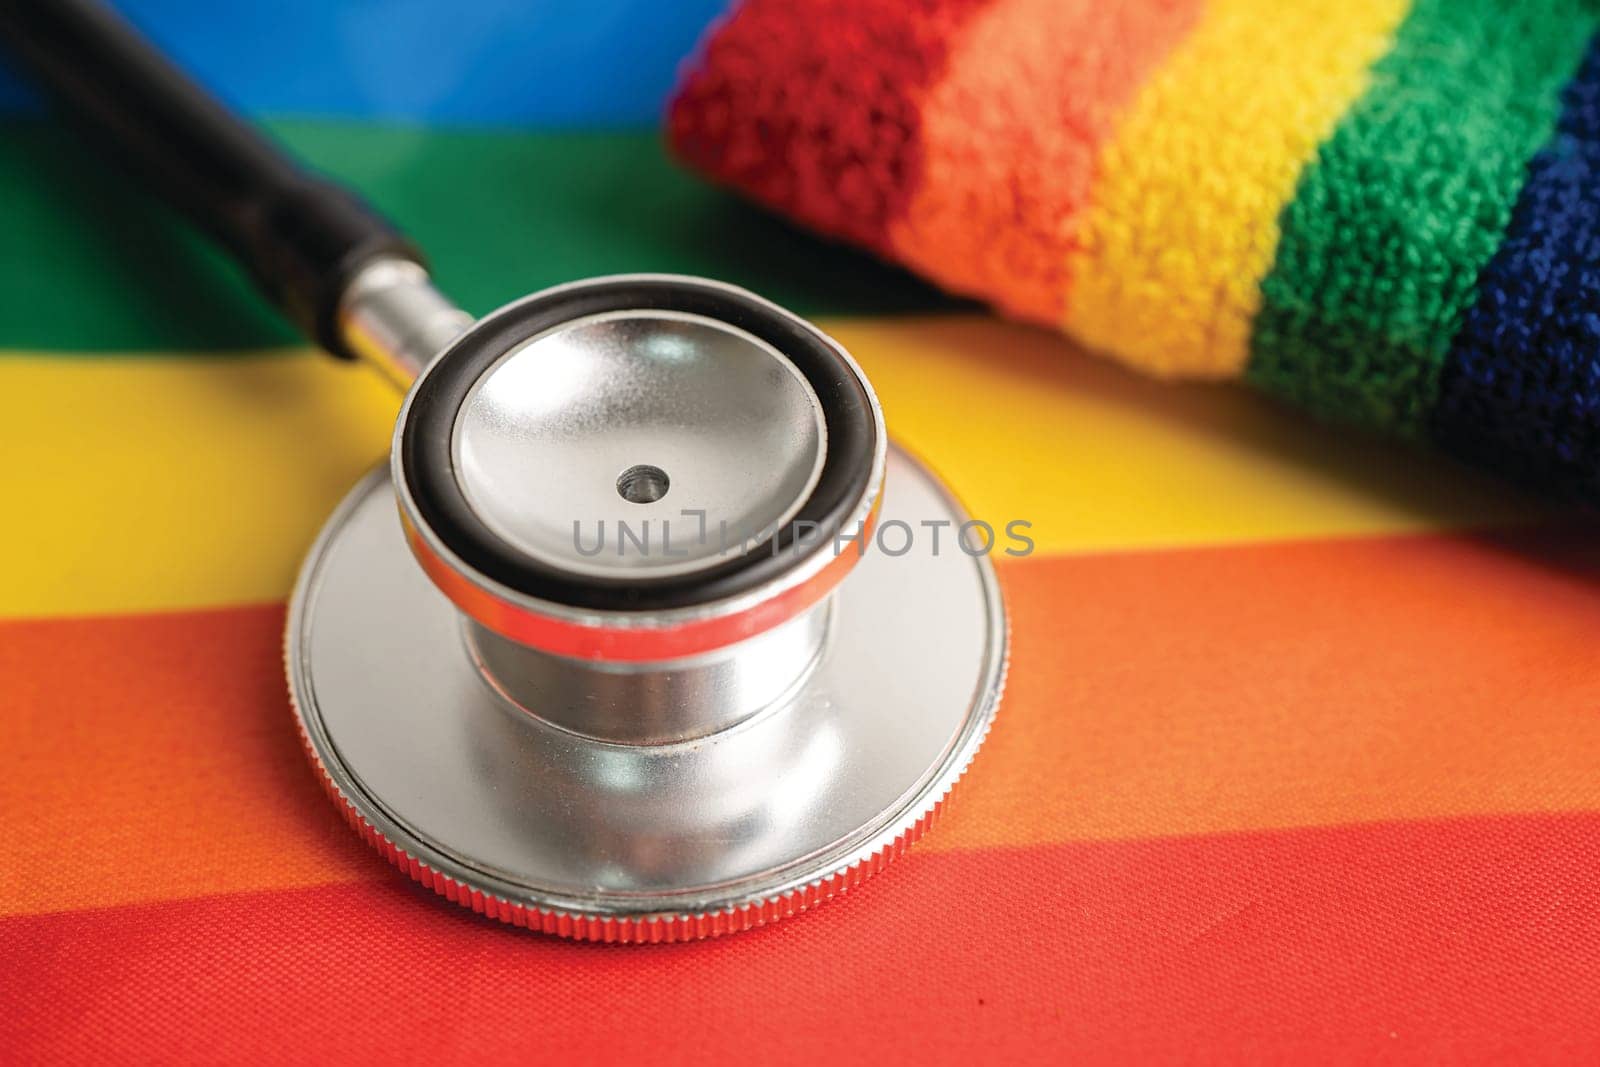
671,0 -> 1600,501
3,2 -> 1600,1062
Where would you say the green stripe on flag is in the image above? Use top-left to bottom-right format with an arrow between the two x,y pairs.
0,120 -> 955,354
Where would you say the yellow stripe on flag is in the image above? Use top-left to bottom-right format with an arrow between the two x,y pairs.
0,315 -> 1552,618
822,316 -> 1552,546
0,351 -> 399,617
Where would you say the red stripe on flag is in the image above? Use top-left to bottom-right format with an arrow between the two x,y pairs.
5,812 -> 1598,1063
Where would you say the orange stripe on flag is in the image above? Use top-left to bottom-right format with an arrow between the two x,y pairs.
4,814 -> 1598,1062
0,605 -> 372,917
5,524 -> 1600,917
933,523 -> 1600,851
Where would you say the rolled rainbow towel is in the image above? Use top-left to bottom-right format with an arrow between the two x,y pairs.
669,0 -> 1600,500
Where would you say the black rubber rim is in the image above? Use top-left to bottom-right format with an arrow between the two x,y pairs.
400,277 -> 877,612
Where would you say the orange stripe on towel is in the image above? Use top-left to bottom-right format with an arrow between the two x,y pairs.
887,0 -> 1205,323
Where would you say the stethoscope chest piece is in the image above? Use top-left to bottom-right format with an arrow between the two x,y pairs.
0,9 -> 1005,944
288,275 -> 1006,941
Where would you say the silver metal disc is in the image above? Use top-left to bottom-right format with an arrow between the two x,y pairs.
451,309 -> 827,580
288,445 -> 1005,932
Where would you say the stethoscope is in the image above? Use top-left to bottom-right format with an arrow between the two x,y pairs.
1,0 -> 1005,941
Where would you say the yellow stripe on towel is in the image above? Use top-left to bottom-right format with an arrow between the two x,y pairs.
1064,0 -> 1408,378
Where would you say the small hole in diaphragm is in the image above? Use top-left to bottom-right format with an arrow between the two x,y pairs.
616,464 -> 670,504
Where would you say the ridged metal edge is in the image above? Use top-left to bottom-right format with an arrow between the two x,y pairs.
284,610 -> 1007,944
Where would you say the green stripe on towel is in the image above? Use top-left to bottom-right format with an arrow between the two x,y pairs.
1246,0 -> 1597,435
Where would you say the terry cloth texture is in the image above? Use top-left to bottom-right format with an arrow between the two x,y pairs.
669,0 -> 1600,497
